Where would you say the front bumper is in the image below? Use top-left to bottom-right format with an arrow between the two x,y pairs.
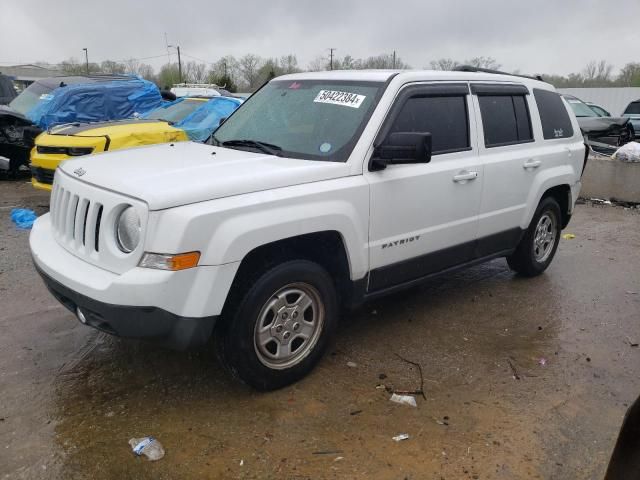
36,264 -> 217,350
30,213 -> 241,349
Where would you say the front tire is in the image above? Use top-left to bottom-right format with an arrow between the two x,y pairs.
215,260 -> 338,391
507,197 -> 562,277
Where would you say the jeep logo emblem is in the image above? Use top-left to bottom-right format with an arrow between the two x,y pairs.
73,167 -> 86,177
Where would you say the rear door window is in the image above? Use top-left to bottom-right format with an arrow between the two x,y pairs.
389,95 -> 470,155
477,95 -> 533,147
533,89 -> 574,139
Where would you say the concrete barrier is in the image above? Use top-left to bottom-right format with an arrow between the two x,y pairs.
580,154 -> 640,203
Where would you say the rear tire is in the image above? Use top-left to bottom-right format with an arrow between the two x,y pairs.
507,197 -> 562,277
215,260 -> 338,391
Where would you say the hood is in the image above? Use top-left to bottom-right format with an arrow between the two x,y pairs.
577,116 -> 629,135
39,119 -> 185,152
59,142 -> 351,210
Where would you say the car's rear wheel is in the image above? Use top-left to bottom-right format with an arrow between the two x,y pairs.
215,260 -> 338,390
507,196 -> 562,277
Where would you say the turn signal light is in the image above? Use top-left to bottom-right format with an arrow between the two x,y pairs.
139,251 -> 200,271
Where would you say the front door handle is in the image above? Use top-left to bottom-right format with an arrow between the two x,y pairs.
453,171 -> 478,183
523,159 -> 542,169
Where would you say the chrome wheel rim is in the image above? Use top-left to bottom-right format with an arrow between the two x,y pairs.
533,212 -> 557,263
253,282 -> 324,370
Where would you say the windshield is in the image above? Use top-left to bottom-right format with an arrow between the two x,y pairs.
9,81 -> 54,116
213,79 -> 383,162
624,101 -> 640,115
566,98 -> 598,117
143,98 -> 205,123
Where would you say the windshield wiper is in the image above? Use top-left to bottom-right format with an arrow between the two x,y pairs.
221,139 -> 283,157
156,118 -> 174,125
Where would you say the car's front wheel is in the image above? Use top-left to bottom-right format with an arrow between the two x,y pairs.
507,196 -> 562,277
215,260 -> 338,390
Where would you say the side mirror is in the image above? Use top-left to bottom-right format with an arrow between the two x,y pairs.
371,132 -> 432,170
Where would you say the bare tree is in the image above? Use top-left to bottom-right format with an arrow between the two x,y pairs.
307,55 -> 329,72
100,60 -> 126,74
429,58 -> 460,71
582,60 -> 614,86
465,56 -> 501,70
279,54 -> 300,74
124,58 -> 144,75
60,57 -> 87,75
617,62 -> 640,87
238,54 -> 264,90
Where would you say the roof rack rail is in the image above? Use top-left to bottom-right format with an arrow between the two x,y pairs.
454,65 -> 544,82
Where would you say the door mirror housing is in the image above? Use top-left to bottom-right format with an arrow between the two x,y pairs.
371,132 -> 432,170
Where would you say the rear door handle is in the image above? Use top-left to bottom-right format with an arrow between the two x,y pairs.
453,171 -> 478,182
523,159 -> 542,169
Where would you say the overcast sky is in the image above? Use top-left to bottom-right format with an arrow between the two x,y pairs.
2,0 -> 639,76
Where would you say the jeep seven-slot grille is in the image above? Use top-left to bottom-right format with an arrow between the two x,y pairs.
50,183 -> 103,252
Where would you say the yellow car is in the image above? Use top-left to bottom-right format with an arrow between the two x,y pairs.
30,96 -> 242,190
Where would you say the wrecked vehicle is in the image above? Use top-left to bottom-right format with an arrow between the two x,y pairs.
622,100 -> 640,139
562,94 -> 635,155
0,75 -> 162,175
31,95 -> 242,190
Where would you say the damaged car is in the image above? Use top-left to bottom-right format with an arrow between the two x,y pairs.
0,74 -> 162,176
31,95 -> 242,190
622,100 -> 640,139
562,94 -> 634,155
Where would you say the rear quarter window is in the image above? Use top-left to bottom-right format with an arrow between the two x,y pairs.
534,89 -> 574,139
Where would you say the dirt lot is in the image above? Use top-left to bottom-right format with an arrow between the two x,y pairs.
1,179 -> 639,480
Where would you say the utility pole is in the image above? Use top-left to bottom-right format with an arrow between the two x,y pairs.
82,48 -> 89,74
168,44 -> 183,84
329,48 -> 336,71
393,50 -> 396,69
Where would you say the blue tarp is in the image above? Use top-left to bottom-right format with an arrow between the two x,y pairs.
10,208 -> 37,229
26,77 -> 162,130
174,96 -> 243,142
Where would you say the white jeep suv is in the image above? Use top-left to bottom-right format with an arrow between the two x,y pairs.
30,70 -> 586,390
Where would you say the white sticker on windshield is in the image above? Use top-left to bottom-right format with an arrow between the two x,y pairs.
314,90 -> 366,108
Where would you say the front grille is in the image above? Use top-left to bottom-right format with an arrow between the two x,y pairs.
31,166 -> 55,185
50,182 -> 104,253
49,170 -> 148,274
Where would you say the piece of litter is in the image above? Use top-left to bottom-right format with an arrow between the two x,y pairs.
392,434 -> 410,442
562,233 -> 576,240
538,358 -> 547,366
129,436 -> 165,461
312,450 -> 343,455
346,361 -> 357,368
389,393 -> 417,407
626,291 -> 638,295
10,208 -> 37,229
240,459 -> 244,466
626,337 -> 639,347
334,456 -> 344,462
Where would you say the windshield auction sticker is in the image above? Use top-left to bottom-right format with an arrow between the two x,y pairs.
314,90 -> 366,108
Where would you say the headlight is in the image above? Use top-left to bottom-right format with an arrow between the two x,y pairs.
67,147 -> 94,156
115,206 -> 141,253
